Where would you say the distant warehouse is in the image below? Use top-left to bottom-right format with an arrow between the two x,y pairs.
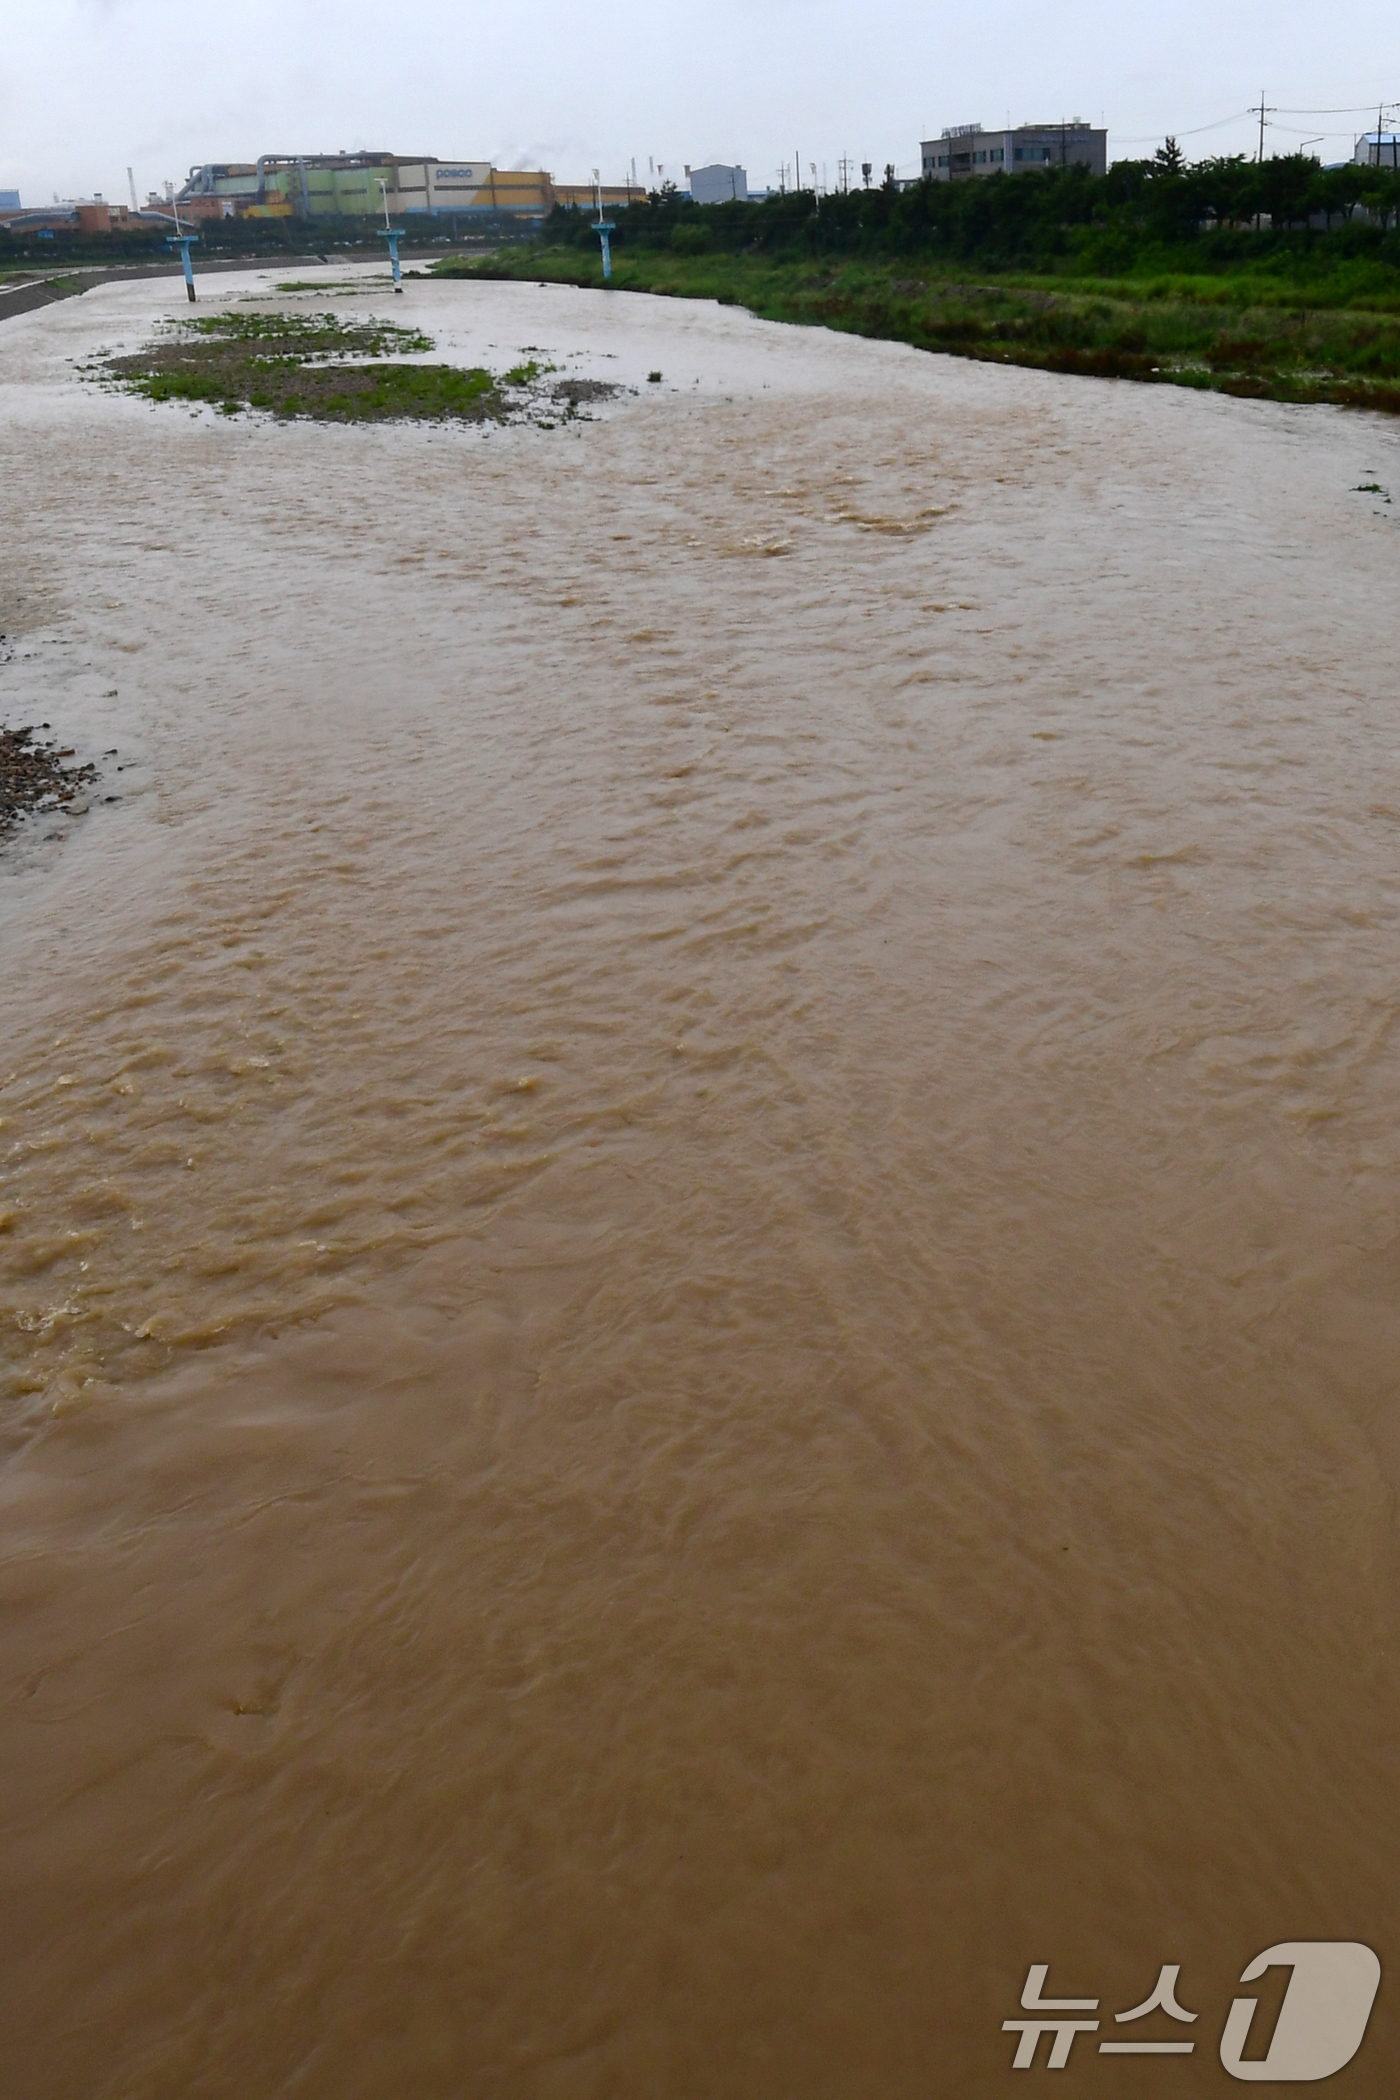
175,154 -> 561,222
921,122 -> 1106,181
685,164 -> 749,205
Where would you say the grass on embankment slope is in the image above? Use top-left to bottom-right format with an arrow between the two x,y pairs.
435,248 -> 1400,413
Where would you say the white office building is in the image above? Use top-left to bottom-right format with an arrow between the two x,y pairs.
921,122 -> 1107,182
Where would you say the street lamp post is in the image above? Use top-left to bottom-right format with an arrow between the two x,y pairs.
165,185 -> 198,301
377,179 -> 405,292
591,169 -> 615,280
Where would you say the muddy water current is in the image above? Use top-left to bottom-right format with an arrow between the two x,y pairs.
2,268 -> 1400,2096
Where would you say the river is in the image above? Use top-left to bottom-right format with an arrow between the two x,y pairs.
2,264 -> 1399,2095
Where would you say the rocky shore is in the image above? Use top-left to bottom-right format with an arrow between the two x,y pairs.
0,721 -> 98,835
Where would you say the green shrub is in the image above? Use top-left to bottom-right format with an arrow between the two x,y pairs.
670,223 -> 715,256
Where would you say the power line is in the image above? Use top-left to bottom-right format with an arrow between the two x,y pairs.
1272,100 -> 1399,115
1114,96 -> 1398,148
1113,111 -> 1253,144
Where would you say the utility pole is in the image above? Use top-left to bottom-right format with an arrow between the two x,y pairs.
1251,89 -> 1275,163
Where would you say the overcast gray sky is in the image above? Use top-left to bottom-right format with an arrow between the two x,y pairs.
2,0 -> 1397,203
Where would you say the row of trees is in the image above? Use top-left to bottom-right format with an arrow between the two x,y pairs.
543,154 -> 1400,271
1109,148 -> 1400,232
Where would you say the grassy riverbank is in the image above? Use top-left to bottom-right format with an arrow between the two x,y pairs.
437,245 -> 1400,412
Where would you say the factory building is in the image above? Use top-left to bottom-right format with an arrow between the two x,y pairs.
552,181 -> 648,210
685,163 -> 749,204
1353,131 -> 1400,168
920,121 -> 1107,181
175,154 -> 559,221
0,197 -> 139,233
4,154 -> 655,240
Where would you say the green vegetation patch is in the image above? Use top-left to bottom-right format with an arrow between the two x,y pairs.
274,279 -> 399,295
188,309 -> 432,354
104,309 -> 506,422
100,310 -> 625,425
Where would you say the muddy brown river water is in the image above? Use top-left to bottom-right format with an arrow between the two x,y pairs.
2,267 -> 1399,2097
